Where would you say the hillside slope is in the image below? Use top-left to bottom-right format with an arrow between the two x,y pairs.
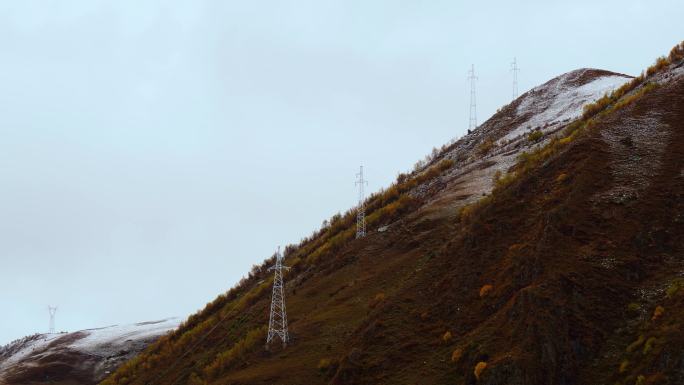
0,319 -> 178,385
100,43 -> 684,385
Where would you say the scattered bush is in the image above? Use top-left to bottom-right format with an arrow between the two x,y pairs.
493,170 -> 518,191
555,173 -> 568,184
318,358 -> 336,372
474,361 -> 487,381
651,306 -> 665,321
477,138 -> 496,156
619,359 -> 629,373
646,56 -> 669,76
442,331 -> 453,343
668,40 -> 684,62
203,325 -> 267,379
636,374 -> 646,385
626,335 -> 645,353
643,337 -> 657,355
188,372 -> 205,385
479,284 -> 493,298
666,279 -> 684,298
527,130 -> 543,142
451,348 -> 463,363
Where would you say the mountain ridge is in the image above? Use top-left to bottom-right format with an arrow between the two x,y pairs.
98,41 -> 684,385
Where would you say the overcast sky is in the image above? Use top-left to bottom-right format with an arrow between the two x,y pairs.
1,1 -> 682,345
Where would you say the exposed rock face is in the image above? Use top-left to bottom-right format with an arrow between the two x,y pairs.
0,318 -> 178,385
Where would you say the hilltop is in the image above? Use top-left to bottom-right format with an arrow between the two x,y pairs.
0,319 -> 178,385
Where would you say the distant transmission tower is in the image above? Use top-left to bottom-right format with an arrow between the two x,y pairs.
48,306 -> 57,334
266,247 -> 289,347
468,64 -> 478,131
355,165 -> 368,238
511,57 -> 520,100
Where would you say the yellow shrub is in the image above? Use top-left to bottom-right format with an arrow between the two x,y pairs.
451,348 -> 463,363
652,306 -> 665,321
646,56 -> 669,76
203,325 -> 267,378
626,335 -> 645,353
474,361 -> 487,381
318,358 -> 334,371
619,359 -> 629,373
666,279 -> 684,298
479,284 -> 493,298
555,173 -> 568,183
643,337 -> 657,355
508,244 -> 527,255
442,331 -> 453,343
493,170 -> 518,191
669,40 -> 684,62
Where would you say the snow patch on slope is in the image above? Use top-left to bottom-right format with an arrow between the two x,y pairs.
504,72 -> 630,141
70,318 -> 179,357
0,318 -> 179,380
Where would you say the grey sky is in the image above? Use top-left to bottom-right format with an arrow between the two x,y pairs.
1,0 -> 681,345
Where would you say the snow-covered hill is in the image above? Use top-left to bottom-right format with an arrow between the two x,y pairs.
417,68 -> 632,217
0,318 -> 179,385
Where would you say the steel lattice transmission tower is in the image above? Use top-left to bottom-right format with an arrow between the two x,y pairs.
48,306 -> 57,334
266,247 -> 290,347
511,57 -> 520,100
468,64 -> 478,131
355,165 -> 368,238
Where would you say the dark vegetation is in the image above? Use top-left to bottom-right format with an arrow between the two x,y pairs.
100,41 -> 684,385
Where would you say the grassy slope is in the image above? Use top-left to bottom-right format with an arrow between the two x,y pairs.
101,46 -> 684,385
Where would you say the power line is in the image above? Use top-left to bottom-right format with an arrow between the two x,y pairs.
48,306 -> 57,334
511,57 -> 520,100
266,247 -> 290,347
355,165 -> 368,238
468,64 -> 478,131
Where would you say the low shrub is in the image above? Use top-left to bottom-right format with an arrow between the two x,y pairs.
626,335 -> 645,353
646,56 -> 669,76
479,284 -> 493,298
317,358 -> 336,372
651,306 -> 665,321
203,326 -> 268,379
187,372 -> 205,385
527,130 -> 543,142
442,331 -> 453,343
451,348 -> 463,363
643,337 -> 657,355
474,361 -> 487,381
477,138 -> 495,156
669,40 -> 684,62
493,170 -> 518,191
619,359 -> 629,373
666,279 -> 684,298
555,173 -> 568,184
